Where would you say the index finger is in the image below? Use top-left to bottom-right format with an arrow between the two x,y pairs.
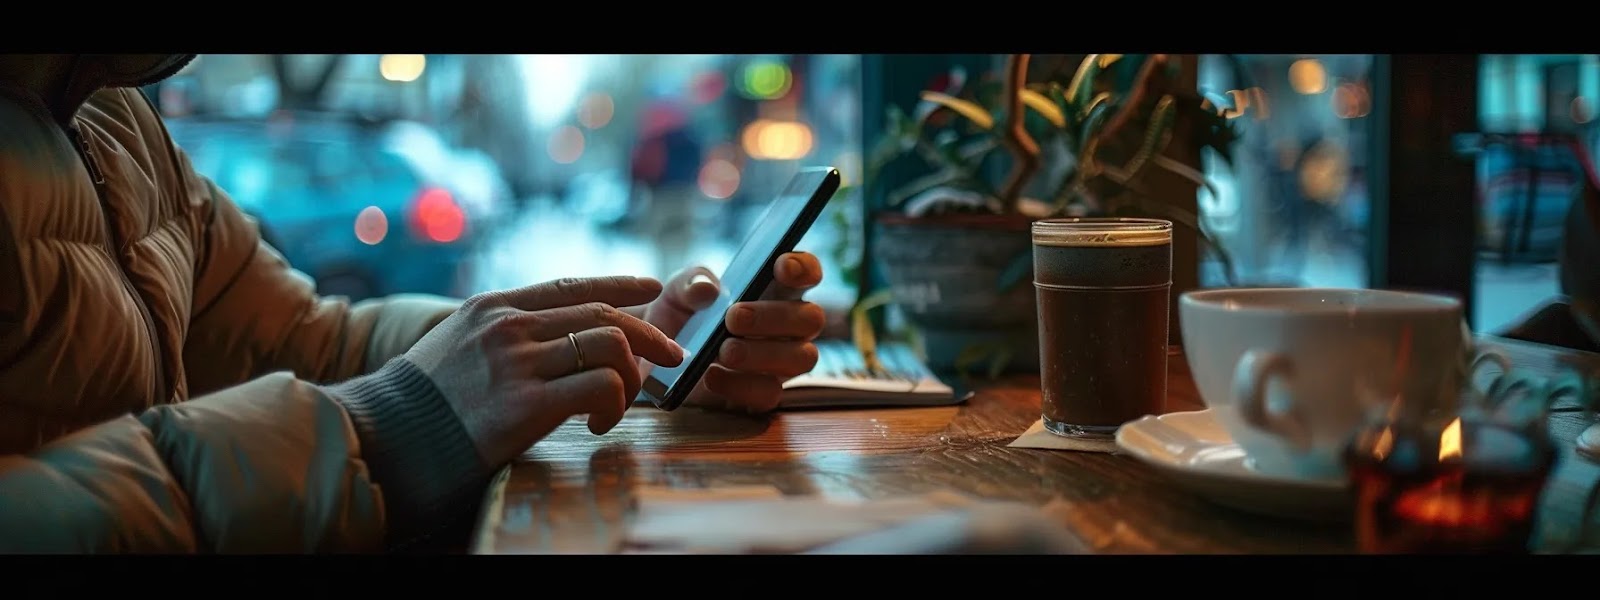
500,276 -> 664,312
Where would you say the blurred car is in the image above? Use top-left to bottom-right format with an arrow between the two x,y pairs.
378,120 -> 516,230
166,112 -> 479,301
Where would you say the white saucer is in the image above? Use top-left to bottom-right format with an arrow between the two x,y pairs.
1115,409 -> 1352,522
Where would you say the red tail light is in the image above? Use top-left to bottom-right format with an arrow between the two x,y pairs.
408,187 -> 466,244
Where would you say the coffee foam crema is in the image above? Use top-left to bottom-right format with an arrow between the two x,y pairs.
1031,219 -> 1173,247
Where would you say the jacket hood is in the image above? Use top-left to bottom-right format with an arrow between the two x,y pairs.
0,54 -> 197,123
91,54 -> 200,88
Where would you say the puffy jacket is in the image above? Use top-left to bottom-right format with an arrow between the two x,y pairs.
0,54 -> 485,552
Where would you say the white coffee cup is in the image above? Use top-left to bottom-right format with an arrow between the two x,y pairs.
1179,288 -> 1506,481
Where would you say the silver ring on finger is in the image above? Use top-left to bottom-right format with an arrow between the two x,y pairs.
568,332 -> 586,372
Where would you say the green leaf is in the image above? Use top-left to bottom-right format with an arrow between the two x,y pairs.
1065,55 -> 1103,110
920,91 -> 995,130
933,130 -> 965,165
866,126 -> 914,180
1048,82 -> 1069,106
974,79 -> 1006,110
886,168 -> 969,207
1118,94 -> 1178,180
1077,97 -> 1115,158
1020,89 -> 1066,128
850,288 -> 895,373
995,249 -> 1033,293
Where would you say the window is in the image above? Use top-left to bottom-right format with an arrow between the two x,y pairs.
1472,54 -> 1600,333
1198,54 -> 1375,290
152,54 -> 864,310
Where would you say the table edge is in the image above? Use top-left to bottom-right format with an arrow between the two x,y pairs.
470,465 -> 513,555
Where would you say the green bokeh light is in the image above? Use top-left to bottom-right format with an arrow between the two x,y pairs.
741,61 -> 792,99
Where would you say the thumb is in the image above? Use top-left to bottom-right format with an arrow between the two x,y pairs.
646,267 -> 720,339
669,267 -> 721,312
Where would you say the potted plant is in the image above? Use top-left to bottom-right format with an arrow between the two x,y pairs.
852,53 -> 1244,377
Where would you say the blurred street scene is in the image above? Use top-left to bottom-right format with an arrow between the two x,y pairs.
148,54 -> 863,310
146,54 -> 1591,334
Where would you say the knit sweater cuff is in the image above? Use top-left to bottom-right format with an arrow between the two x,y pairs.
327,357 -> 488,548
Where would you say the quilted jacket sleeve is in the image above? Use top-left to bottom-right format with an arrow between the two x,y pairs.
178,164 -> 462,394
0,358 -> 492,553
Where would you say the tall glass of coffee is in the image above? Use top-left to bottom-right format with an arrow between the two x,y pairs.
1032,218 -> 1173,439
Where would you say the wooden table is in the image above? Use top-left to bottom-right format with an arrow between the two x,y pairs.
470,335 -> 1600,554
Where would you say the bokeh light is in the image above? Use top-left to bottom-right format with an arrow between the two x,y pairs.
578,93 -> 614,129
740,119 -> 813,160
380,54 -> 427,83
411,189 -> 464,244
354,206 -> 388,245
1333,82 -> 1372,119
1299,141 -> 1350,203
1289,59 -> 1327,95
548,125 -> 586,164
698,158 -> 742,200
1573,97 -> 1594,124
740,60 -> 792,100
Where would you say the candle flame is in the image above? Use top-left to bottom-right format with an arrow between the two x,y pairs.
1439,417 -> 1463,462
1372,427 -> 1395,460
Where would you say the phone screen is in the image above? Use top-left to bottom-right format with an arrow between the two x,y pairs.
640,167 -> 839,409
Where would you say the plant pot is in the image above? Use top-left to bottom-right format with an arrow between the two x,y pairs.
874,212 -> 1040,374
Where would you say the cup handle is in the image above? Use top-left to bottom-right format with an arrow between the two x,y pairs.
1466,347 -> 1517,412
1469,348 -> 1513,388
1231,349 -> 1311,452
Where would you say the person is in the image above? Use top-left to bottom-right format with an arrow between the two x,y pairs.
0,54 -> 827,553
1498,135 -> 1600,353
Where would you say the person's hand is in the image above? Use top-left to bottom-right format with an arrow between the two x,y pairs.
403,276 -> 685,466
632,252 -> 826,414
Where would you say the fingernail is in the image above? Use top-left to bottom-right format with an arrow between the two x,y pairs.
721,339 -> 746,366
675,340 -> 688,360
690,273 -> 715,289
782,255 -> 803,278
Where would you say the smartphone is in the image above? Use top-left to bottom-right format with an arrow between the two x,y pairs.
639,166 -> 842,411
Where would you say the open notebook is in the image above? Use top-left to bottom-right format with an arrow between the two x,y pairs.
779,339 -> 961,409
